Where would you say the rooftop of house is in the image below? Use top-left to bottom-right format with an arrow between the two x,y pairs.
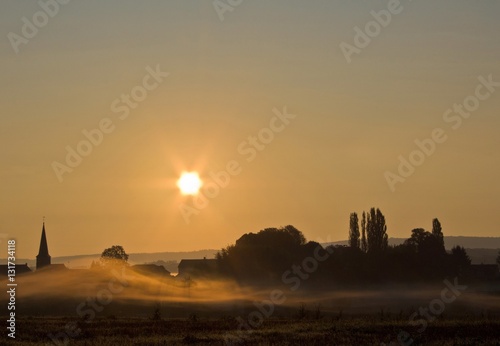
132,264 -> 171,276
0,263 -> 32,276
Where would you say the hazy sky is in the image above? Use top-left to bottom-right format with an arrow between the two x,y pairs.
1,0 -> 499,258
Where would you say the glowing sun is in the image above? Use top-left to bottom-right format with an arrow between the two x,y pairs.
177,172 -> 202,195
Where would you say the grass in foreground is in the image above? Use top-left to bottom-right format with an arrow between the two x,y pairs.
7,315 -> 500,346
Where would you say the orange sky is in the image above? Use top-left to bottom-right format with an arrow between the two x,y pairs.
1,1 -> 499,258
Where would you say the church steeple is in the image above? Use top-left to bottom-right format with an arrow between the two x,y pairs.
36,221 -> 51,270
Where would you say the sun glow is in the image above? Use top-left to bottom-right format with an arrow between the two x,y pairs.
177,172 -> 202,195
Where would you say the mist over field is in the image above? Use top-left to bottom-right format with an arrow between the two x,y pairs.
6,266 -> 500,320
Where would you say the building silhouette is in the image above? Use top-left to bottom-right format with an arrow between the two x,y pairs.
0,263 -> 31,278
132,264 -> 171,277
178,257 -> 217,278
36,222 -> 51,270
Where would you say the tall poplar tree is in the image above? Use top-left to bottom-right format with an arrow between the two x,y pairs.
432,218 -> 445,251
361,211 -> 367,253
366,208 -> 388,254
349,212 -> 360,249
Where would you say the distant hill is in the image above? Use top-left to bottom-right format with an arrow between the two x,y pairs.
464,248 -> 499,265
441,236 -> 500,250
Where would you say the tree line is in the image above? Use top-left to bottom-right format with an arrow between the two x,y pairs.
216,209 -> 485,286
90,215 -> 500,286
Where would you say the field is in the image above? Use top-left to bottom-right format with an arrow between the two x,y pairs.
4,272 -> 500,345
7,315 -> 500,346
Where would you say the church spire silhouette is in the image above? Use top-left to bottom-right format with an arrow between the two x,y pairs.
36,220 -> 51,270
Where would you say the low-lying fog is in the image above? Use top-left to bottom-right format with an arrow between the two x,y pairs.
5,267 -> 500,318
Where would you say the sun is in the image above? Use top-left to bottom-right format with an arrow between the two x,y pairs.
177,172 -> 202,195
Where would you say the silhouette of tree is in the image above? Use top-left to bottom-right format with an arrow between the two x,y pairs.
349,212 -> 360,249
404,228 -> 447,278
386,244 -> 418,281
216,226 -> 311,283
361,211 -> 367,253
496,250 -> 500,267
283,224 -> 306,245
450,245 -> 471,276
405,228 -> 432,252
100,245 -> 129,266
432,218 -> 445,251
451,246 -> 471,265
366,208 -> 388,254
216,244 -> 236,277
